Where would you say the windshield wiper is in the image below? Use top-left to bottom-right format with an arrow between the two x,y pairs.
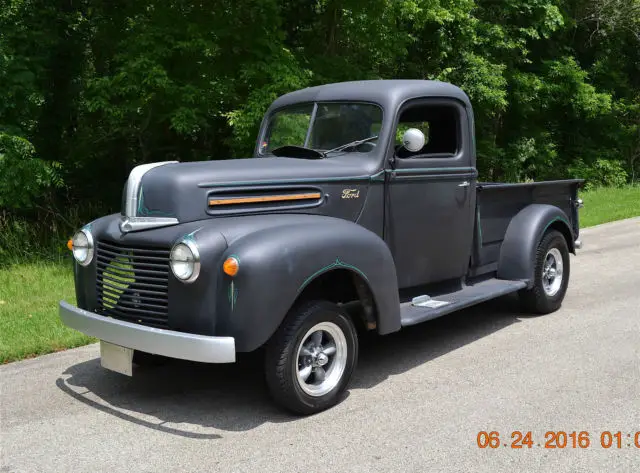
323,135 -> 378,155
270,135 -> 378,159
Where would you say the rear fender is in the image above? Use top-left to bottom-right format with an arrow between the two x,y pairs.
216,217 -> 401,352
497,204 -> 575,288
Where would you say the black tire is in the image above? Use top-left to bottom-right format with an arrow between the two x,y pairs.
264,300 -> 358,415
519,230 -> 570,314
133,350 -> 169,367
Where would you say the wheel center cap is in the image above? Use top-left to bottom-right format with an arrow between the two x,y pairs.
316,352 -> 329,366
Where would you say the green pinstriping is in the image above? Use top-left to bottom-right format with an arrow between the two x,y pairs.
298,258 -> 369,293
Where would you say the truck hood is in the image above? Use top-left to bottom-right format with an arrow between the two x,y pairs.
127,156 -> 379,226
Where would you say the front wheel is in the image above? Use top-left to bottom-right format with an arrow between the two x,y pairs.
265,301 -> 358,415
519,229 -> 571,314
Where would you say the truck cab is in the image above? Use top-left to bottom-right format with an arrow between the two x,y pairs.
60,80 -> 583,414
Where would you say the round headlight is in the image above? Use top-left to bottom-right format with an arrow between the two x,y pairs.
72,229 -> 94,266
170,241 -> 200,283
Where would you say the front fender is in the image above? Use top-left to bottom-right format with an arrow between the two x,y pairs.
216,216 -> 400,352
497,204 -> 574,287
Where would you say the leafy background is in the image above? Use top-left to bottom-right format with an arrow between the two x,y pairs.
0,0 -> 638,260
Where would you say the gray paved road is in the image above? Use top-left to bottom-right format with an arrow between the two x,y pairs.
2,218 -> 640,473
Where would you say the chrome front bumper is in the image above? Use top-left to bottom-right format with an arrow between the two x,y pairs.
59,300 -> 235,363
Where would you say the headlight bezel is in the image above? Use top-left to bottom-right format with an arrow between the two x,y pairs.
72,228 -> 94,266
170,239 -> 201,283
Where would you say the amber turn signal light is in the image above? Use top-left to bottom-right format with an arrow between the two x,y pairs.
223,257 -> 239,277
67,239 -> 73,251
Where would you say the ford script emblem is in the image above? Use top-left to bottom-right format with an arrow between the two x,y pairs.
341,189 -> 360,199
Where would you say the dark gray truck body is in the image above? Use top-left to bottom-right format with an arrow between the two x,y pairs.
61,80 -> 583,359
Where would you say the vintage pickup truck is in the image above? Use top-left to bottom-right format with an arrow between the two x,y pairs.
60,80 -> 583,414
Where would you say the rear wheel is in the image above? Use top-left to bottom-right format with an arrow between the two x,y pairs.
519,230 -> 570,314
265,301 -> 358,415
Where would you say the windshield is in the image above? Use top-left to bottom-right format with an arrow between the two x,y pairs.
260,102 -> 383,155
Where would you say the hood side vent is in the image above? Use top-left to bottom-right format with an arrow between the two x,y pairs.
207,186 -> 325,215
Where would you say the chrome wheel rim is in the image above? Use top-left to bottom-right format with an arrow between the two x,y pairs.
295,321 -> 348,397
542,248 -> 564,296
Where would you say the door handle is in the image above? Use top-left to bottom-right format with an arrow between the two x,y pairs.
458,181 -> 470,188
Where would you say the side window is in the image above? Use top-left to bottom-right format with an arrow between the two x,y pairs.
395,104 -> 459,159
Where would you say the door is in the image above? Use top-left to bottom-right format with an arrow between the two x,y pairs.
385,99 -> 477,289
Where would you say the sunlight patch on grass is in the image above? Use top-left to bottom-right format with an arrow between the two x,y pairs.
0,261 -> 94,363
579,186 -> 640,228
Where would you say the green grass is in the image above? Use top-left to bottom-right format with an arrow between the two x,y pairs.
579,185 -> 640,228
0,261 -> 94,363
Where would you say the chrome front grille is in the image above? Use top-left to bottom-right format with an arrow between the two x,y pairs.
95,240 -> 170,328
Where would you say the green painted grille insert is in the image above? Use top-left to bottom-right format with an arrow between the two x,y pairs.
96,240 -> 171,328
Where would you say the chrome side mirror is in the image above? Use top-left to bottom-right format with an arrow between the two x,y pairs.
402,128 -> 425,152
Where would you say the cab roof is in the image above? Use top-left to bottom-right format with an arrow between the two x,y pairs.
268,80 -> 472,112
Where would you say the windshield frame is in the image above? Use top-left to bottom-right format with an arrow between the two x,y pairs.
257,101 -> 384,157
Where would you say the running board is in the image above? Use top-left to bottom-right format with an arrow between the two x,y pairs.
400,278 -> 527,327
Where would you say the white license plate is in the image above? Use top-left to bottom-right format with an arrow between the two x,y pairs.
100,340 -> 133,376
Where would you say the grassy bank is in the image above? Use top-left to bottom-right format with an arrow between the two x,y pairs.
1,185 -> 639,363
579,185 -> 640,228
0,261 -> 94,363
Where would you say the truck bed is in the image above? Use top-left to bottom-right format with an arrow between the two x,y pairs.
472,179 -> 583,272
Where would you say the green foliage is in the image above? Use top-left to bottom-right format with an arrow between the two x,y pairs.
569,159 -> 629,190
0,134 -> 62,210
0,0 -> 639,259
0,203 -> 97,265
